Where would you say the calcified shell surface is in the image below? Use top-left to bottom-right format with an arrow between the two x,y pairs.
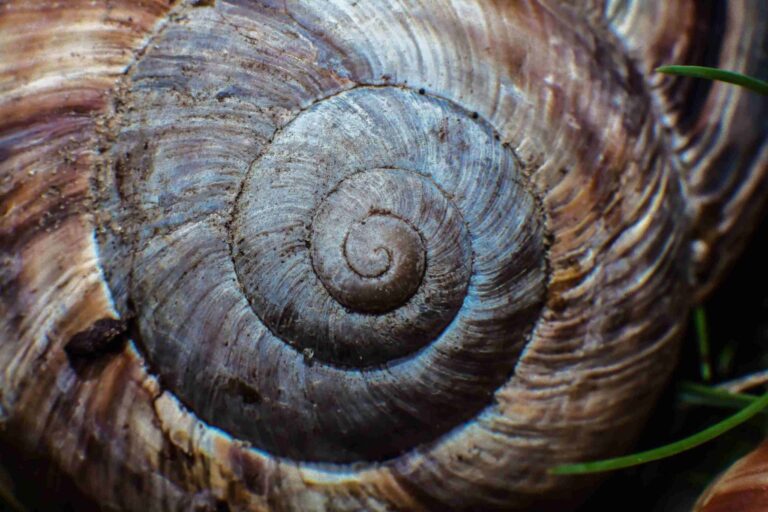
1,1 -> 767,511
101,80 -> 548,462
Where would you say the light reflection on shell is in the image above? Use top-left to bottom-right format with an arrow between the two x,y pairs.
0,1 -> 767,510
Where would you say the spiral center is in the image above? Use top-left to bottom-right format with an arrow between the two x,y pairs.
315,212 -> 426,313
98,75 -> 548,461
232,159 -> 472,367
345,218 -> 394,279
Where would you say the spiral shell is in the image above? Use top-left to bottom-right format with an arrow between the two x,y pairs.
1,1 -> 767,511
101,78 -> 548,462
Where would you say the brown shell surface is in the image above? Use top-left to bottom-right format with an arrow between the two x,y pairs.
0,1 -> 767,511
695,439 -> 768,512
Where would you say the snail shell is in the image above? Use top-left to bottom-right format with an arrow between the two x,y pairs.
1,1 -> 767,510
695,439 -> 768,512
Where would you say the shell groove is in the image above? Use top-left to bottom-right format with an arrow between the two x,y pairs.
1,1 -> 767,511
99,80 -> 548,462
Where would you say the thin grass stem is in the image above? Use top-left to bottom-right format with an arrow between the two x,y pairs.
656,65 -> 768,95
694,306 -> 712,382
677,381 -> 757,410
550,390 -> 768,475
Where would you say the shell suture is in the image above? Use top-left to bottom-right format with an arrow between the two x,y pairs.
1,1 -> 767,511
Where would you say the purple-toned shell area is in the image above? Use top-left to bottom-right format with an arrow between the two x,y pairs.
1,1 -> 767,511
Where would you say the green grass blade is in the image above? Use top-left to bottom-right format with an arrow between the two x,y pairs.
550,389 -> 768,475
693,306 -> 712,382
717,343 -> 736,378
656,65 -> 768,95
677,381 -> 757,410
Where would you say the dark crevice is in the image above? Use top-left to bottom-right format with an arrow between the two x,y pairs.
673,0 -> 727,134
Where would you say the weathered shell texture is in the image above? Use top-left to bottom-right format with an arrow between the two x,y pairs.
1,1 -> 767,511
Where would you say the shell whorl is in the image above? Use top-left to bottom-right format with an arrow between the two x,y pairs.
1,1 -> 767,511
101,79 -> 548,462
